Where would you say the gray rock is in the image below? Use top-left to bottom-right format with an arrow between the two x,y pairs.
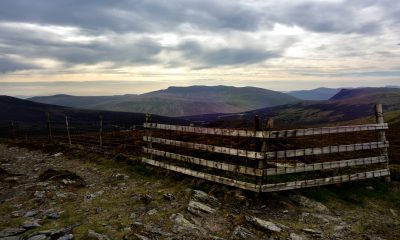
32,224 -> 79,239
363,234 -> 386,240
27,234 -> 47,240
22,219 -> 41,229
289,195 -> 330,214
210,235 -> 226,240
61,179 -> 76,185
0,236 -> 21,240
163,193 -> 176,201
140,194 -> 152,204
0,228 -> 26,237
192,190 -> 219,206
24,210 -> 39,218
187,200 -> 216,216
34,191 -> 45,198
302,228 -> 323,238
84,190 -> 104,202
300,212 -> 344,225
302,228 -> 322,234
11,211 -> 24,218
333,225 -> 349,238
231,226 -> 257,239
170,213 -> 207,236
390,209 -> 398,217
112,172 -> 129,180
289,233 -> 305,240
245,216 -> 282,232
147,209 -> 158,215
46,212 -> 61,219
134,234 -> 149,240
56,234 -> 73,240
87,230 -> 111,240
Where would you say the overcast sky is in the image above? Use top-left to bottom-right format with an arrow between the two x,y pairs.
0,0 -> 399,96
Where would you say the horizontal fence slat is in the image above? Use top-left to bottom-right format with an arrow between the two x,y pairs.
143,147 -> 263,176
266,156 -> 388,175
144,136 -> 389,160
142,157 -> 259,192
261,168 -> 390,192
143,123 -> 388,139
266,141 -> 389,159
143,136 -> 263,159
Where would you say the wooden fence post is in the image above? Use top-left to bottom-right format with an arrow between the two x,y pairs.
375,103 -> 390,182
99,115 -> 103,147
65,116 -> 72,146
259,118 -> 274,189
254,115 -> 262,192
45,112 -> 53,143
145,113 -> 153,160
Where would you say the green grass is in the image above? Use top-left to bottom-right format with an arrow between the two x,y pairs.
298,179 -> 400,208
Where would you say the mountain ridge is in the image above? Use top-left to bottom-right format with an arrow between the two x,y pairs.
29,85 -> 300,117
0,95 -> 185,126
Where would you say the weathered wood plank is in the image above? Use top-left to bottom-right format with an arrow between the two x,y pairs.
144,136 -> 388,160
143,147 -> 263,176
143,136 -> 263,159
143,123 -> 388,138
141,157 -> 259,191
266,156 -> 388,175
265,141 -> 389,159
261,169 -> 390,192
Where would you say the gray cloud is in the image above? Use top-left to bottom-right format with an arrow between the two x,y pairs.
272,1 -> 383,34
1,0 -> 397,35
0,57 -> 40,73
177,41 -> 279,67
0,0 -> 263,33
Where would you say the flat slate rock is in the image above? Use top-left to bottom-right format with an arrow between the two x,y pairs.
246,216 -> 282,233
231,226 -> 257,239
187,200 -> 216,216
192,190 -> 219,206
0,228 -> 26,238
26,234 -> 47,240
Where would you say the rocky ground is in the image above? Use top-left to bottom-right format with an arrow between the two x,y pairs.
1,143 -> 400,240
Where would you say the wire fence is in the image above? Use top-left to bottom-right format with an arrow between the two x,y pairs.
0,115 -> 145,155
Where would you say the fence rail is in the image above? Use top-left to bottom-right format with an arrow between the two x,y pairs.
142,103 -> 391,192
144,122 -> 388,138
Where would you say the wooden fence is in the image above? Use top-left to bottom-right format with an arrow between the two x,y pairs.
142,104 -> 391,192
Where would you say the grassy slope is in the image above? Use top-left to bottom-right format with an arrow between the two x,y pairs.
1,141 -> 399,239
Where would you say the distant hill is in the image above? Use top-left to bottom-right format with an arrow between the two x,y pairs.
330,87 -> 400,101
287,87 -> 341,100
0,95 -> 186,126
187,87 -> 400,127
29,86 -> 300,117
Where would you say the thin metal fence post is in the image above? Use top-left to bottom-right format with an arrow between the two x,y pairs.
11,121 -> 16,142
45,112 -> 53,143
65,116 -> 72,146
99,115 -> 103,147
